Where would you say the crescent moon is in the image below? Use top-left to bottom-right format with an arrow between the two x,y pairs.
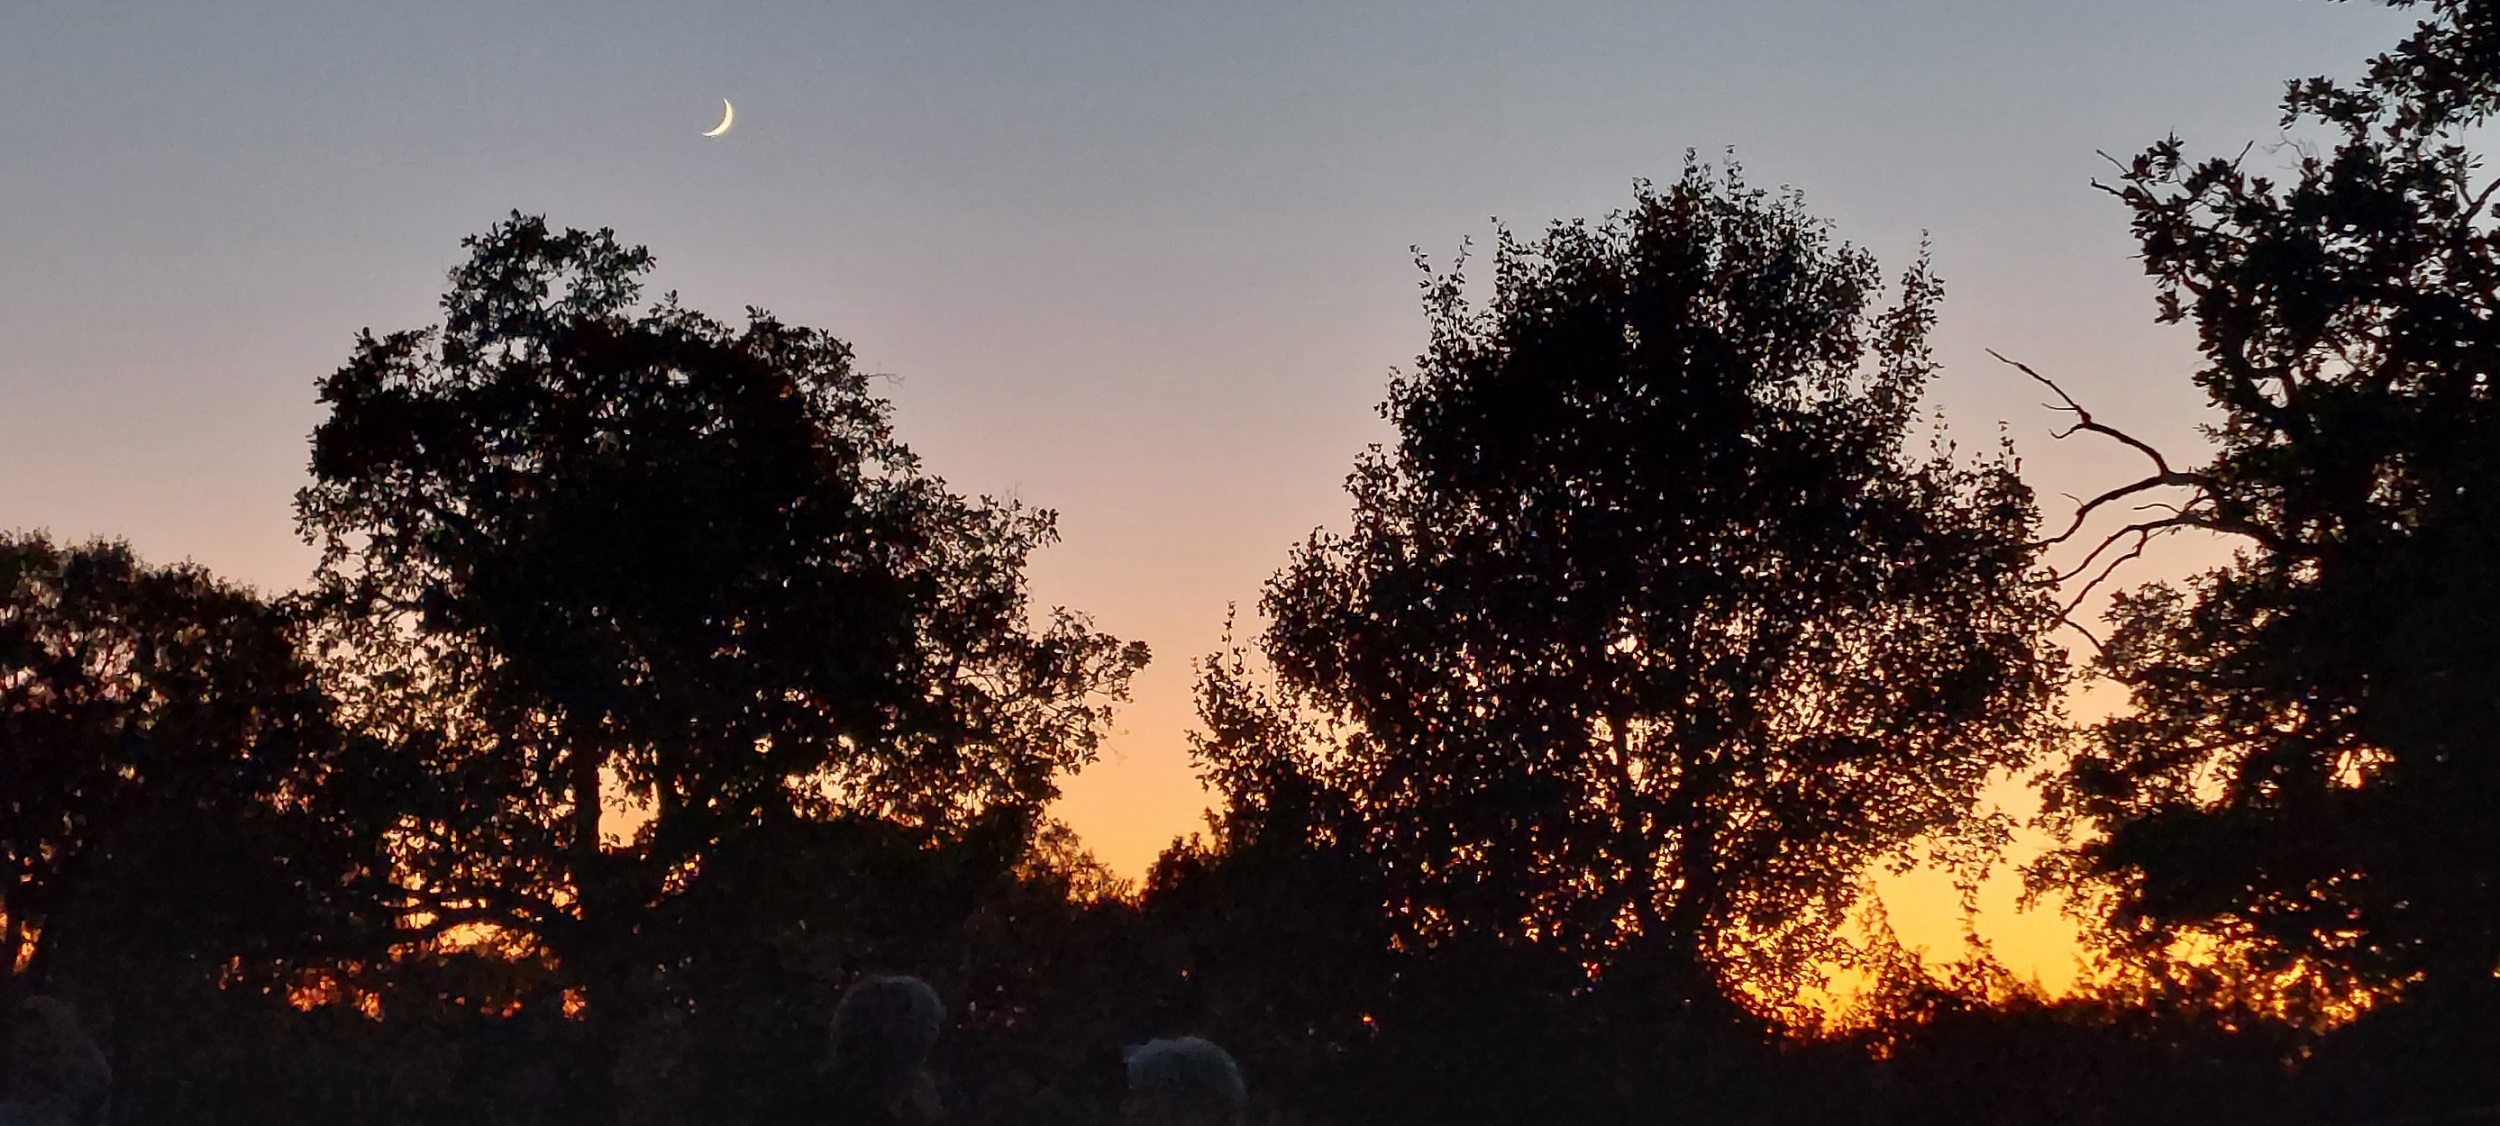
702,99 -> 735,137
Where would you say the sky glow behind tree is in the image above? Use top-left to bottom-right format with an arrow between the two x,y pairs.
0,0 -> 2423,992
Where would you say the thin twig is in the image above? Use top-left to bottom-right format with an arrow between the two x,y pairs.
2050,518 -> 2191,587
1991,350 -> 2179,475
2463,173 -> 2500,226
2059,529 -> 2158,620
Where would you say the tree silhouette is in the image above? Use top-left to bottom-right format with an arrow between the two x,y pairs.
2033,0 -> 2500,1002
0,534 -> 385,996
1142,630 -> 1397,1118
294,215 -> 1146,1116
1197,162 -> 2065,1009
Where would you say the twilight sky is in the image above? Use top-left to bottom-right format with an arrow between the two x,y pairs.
0,0 -> 2419,987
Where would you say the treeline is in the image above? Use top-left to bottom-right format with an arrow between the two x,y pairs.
6,1 -> 2500,1123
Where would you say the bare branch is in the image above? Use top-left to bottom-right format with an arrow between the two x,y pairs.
2050,516 -> 2195,585
1987,351 -> 2237,554
2058,524 -> 2164,618
1989,352 -> 2304,546
2462,172 -> 2500,226
2058,617 -> 2108,657
1991,350 -> 2183,476
1994,351 -> 2317,643
2037,473 -> 2209,548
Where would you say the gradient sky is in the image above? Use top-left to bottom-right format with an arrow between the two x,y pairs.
0,0 -> 2421,988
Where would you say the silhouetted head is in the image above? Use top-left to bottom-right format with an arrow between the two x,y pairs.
824,974 -> 945,1124
2,997 -> 109,1126
1120,1037 -> 1245,1126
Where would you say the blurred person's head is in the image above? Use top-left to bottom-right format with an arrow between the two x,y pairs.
824,975 -> 946,1123
1120,1037 -> 1245,1126
3,997 -> 109,1126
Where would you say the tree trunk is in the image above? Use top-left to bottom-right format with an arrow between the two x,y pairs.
561,742 -> 630,1126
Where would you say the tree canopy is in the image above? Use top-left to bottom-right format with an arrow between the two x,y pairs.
1195,162 -> 2066,1005
292,215 -> 1147,1074
0,534 -> 384,996
21,5 -> 2500,1120
2036,0 -> 2500,1002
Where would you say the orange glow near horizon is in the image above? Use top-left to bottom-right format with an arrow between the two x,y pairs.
10,0 -> 2413,1027
1047,629 -> 2195,1010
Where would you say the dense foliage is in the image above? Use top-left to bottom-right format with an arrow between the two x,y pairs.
0,535 -> 385,992
2036,0 -> 2500,1005
289,215 -> 1145,1120
5,2 -> 2500,1123
1196,161 -> 2063,1007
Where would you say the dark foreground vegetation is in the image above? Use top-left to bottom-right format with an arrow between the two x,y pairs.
7,1 -> 2500,1122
